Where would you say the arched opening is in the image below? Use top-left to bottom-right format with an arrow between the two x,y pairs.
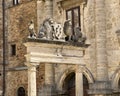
63,72 -> 75,96
118,78 -> 120,89
17,87 -> 26,96
83,75 -> 89,96
63,73 -> 89,96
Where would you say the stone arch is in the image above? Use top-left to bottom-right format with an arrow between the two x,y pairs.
82,66 -> 95,83
111,68 -> 120,91
58,65 -> 94,91
58,66 -> 76,91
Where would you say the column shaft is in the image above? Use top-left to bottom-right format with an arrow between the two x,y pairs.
28,65 -> 37,96
45,64 -> 54,85
76,66 -> 83,96
95,0 -> 108,81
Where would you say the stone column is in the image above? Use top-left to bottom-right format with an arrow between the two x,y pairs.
39,64 -> 55,96
45,64 -> 55,85
44,63 -> 55,96
88,0 -> 112,95
76,65 -> 83,96
27,63 -> 38,96
45,0 -> 53,18
95,0 -> 108,82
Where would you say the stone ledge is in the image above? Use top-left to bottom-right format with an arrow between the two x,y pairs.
25,38 -> 90,48
8,66 -> 28,71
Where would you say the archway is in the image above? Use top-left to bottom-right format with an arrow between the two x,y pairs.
63,72 -> 75,96
118,78 -> 120,89
62,72 -> 89,96
17,87 -> 26,96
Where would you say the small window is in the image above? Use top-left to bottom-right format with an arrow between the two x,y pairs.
11,44 -> 16,56
13,0 -> 20,5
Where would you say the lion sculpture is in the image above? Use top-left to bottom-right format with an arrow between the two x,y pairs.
38,18 -> 63,40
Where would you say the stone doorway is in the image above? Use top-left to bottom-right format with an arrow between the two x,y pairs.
118,78 -> 120,89
63,73 -> 89,96
63,72 -> 75,96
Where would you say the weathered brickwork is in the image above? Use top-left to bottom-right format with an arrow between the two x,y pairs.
6,70 -> 28,96
3,0 -> 45,96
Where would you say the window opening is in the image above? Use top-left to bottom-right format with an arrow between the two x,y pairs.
66,6 -> 80,34
11,44 -> 16,56
13,0 -> 19,5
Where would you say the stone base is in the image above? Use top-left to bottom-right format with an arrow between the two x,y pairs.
38,84 -> 56,96
88,81 -> 112,95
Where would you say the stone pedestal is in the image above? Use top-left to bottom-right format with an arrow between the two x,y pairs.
88,81 -> 112,96
38,84 -> 56,96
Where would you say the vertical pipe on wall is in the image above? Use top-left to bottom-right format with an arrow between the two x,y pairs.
2,0 -> 6,96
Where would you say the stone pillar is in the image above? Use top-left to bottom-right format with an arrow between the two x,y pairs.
27,63 -> 38,96
40,63 -> 55,96
45,0 -> 53,18
95,0 -> 108,81
45,64 -> 55,85
88,0 -> 112,95
76,65 -> 83,96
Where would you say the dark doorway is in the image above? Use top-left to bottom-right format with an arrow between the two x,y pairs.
83,75 -> 89,96
17,87 -> 25,96
63,72 -> 75,96
118,78 -> 120,89
63,73 -> 89,96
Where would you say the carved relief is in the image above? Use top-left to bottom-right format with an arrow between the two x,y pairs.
38,18 -> 63,40
28,18 -> 87,44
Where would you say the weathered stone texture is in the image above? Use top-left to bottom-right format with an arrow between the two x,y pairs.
6,70 -> 28,96
36,64 -> 45,90
5,1 -> 44,96
105,0 -> 120,81
7,1 -> 37,67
